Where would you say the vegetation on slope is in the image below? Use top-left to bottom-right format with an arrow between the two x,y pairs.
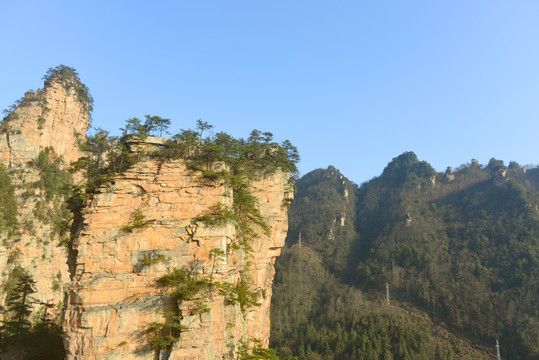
272,246 -> 487,360
285,166 -> 357,275
42,65 -> 94,115
0,107 -> 79,360
73,118 -> 298,358
353,154 -> 539,359
1,65 -> 93,136
0,65 -> 93,359
0,267 -> 64,359
1,66 -> 299,359
0,164 -> 18,235
271,153 -> 539,360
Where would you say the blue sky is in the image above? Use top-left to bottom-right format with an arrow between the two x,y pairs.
1,1 -> 539,184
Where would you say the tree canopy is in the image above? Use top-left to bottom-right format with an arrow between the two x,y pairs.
271,154 -> 539,359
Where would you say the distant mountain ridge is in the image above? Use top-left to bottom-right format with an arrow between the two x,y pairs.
271,152 -> 539,360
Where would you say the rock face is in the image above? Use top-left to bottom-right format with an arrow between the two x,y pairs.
445,166 -> 454,182
0,80 -> 90,313
64,159 -> 293,359
1,71 -> 292,359
0,81 -> 89,167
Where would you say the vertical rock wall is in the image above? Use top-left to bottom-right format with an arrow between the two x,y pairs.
1,73 -> 292,359
64,159 -> 293,359
0,80 -> 90,314
0,81 -> 89,167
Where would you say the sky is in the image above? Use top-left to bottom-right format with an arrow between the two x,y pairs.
1,1 -> 539,184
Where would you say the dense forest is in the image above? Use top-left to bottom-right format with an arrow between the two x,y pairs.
271,152 -> 539,360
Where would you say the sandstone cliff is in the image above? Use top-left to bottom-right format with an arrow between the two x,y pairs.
64,158 -> 293,359
1,68 -> 294,359
0,80 -> 89,167
0,73 -> 90,316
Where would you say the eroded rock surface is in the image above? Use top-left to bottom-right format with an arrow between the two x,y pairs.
0,81 -> 89,167
1,72 -> 292,359
0,80 -> 90,314
64,159 -> 292,359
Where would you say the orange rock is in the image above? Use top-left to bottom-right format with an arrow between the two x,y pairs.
64,161 -> 292,359
0,79 -> 90,321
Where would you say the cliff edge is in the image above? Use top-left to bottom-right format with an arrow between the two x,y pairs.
64,157 -> 293,359
0,67 -> 295,359
0,67 -> 91,319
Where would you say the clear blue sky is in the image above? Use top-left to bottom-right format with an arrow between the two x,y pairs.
1,1 -> 539,184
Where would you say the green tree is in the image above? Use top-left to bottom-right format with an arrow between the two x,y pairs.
120,117 -> 144,135
196,119 -> 214,141
168,129 -> 200,158
0,164 -> 18,233
209,247 -> 226,284
31,147 -> 72,200
75,128 -> 112,178
147,312 -> 185,354
1,268 -> 37,338
144,114 -> 171,137
238,338 -> 280,360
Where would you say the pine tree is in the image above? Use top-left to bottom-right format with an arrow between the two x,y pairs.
196,119 -> 213,141
1,269 -> 36,338
144,115 -> 171,137
121,117 -> 144,135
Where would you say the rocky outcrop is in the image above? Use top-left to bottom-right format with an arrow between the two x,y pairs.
444,166 -> 454,182
0,81 -> 89,167
64,159 -> 293,359
1,70 -> 292,359
0,79 -> 90,314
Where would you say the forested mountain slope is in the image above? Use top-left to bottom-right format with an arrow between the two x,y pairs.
271,152 -> 539,360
